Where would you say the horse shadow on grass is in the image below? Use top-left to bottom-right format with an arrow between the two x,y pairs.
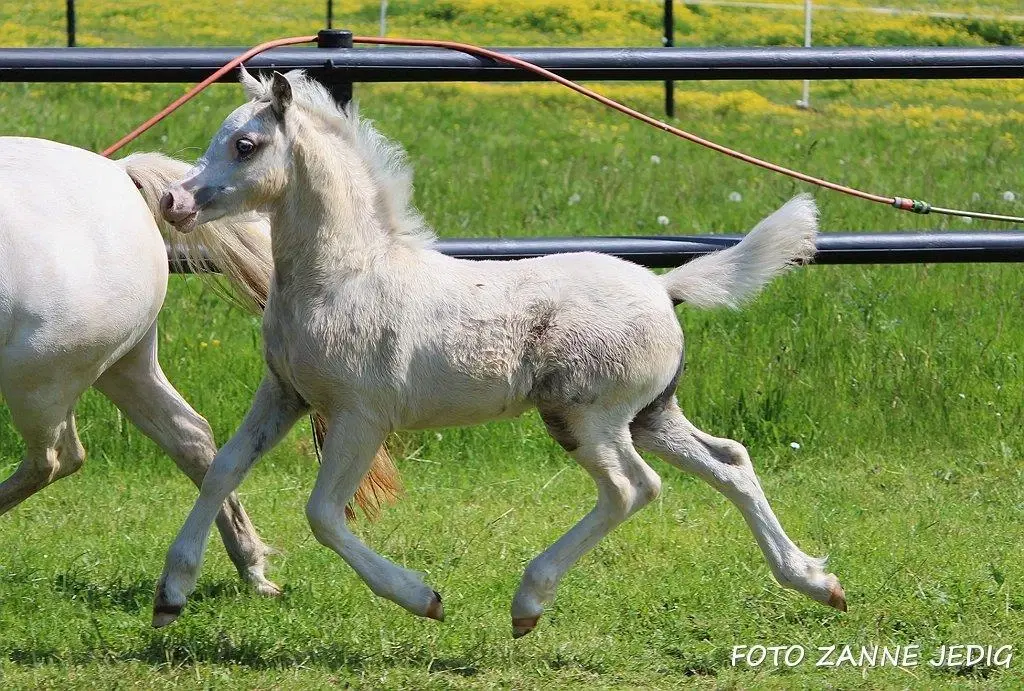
51,570 -> 245,615
5,571 -> 481,674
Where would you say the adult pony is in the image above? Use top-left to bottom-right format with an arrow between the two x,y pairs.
0,137 -> 398,594
152,70 -> 845,637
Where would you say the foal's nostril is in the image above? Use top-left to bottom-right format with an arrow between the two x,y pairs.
159,190 -> 175,216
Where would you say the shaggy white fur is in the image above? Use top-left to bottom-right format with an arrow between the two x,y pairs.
153,70 -> 846,636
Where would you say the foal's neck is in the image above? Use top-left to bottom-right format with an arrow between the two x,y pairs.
270,117 -> 391,289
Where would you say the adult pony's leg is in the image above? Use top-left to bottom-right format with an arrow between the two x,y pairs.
0,364 -> 89,515
511,409 -> 662,637
630,399 -> 846,611
152,369 -> 308,627
94,324 -> 280,597
0,414 -> 82,515
304,411 -> 444,621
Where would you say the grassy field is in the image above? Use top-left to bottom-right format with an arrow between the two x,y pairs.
2,1 -> 1024,688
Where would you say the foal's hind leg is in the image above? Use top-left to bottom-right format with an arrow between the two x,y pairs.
304,411 -> 445,621
630,399 -> 846,611
511,408 -> 662,638
95,325 -> 280,597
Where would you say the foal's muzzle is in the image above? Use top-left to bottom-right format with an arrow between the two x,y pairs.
160,188 -> 199,233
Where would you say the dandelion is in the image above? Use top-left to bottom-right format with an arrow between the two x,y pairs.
1002,191 -> 1017,202
728,191 -> 742,203
200,341 -> 208,349
790,442 -> 801,450
657,215 -> 670,226
568,193 -> 581,206
650,154 -> 661,164
211,339 -> 221,347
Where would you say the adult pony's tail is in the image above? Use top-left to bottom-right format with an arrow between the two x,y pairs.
661,194 -> 818,309
116,152 -> 402,519
116,151 -> 272,312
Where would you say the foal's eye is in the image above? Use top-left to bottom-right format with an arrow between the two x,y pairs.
235,138 -> 257,159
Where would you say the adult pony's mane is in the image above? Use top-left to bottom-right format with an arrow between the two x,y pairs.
247,70 -> 436,248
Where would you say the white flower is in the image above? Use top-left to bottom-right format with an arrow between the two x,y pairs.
657,215 -> 670,226
971,192 -> 982,202
958,393 -> 966,399
728,191 -> 742,203
790,442 -> 801,450
961,216 -> 973,224
568,193 -> 581,206
838,159 -> 846,166
160,134 -> 168,143
1002,191 -> 1017,202
650,154 -> 661,164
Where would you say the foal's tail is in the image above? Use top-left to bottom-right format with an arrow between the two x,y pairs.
116,152 -> 402,520
661,194 -> 818,309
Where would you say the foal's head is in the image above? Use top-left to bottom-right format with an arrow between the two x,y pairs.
162,69 -> 432,247
160,70 -> 302,232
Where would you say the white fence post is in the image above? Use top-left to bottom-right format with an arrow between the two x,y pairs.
799,0 -> 812,108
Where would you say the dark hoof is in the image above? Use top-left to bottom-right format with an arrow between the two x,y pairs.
828,581 -> 848,613
425,590 -> 445,622
152,602 -> 183,628
512,615 -> 540,638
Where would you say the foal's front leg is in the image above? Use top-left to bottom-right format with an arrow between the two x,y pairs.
305,411 -> 445,621
152,371 -> 308,627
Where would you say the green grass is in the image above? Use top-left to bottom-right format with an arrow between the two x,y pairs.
2,2 -> 1024,689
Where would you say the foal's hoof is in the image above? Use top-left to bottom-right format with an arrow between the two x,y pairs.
425,590 -> 445,622
827,579 -> 848,613
152,602 -> 184,628
512,615 -> 540,639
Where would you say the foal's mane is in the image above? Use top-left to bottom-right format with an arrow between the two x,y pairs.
248,70 -> 435,248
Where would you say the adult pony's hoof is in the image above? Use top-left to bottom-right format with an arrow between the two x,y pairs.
253,579 -> 283,598
512,615 -> 540,638
827,579 -> 847,612
152,602 -> 184,628
425,590 -> 445,622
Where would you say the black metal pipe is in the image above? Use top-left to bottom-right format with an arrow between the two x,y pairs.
317,29 -> 353,105
3,46 -> 1022,83
663,0 -> 674,117
167,232 -> 1024,273
65,0 -> 76,48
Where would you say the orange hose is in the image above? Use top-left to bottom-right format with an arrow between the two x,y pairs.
101,35 -> 316,157
100,32 -> 1023,224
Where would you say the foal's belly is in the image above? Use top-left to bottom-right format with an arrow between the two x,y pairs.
398,385 -> 534,430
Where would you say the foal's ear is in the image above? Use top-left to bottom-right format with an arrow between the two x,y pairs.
270,71 -> 293,119
238,66 -> 263,101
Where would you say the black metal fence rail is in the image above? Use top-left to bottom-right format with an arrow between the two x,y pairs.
168,232 -> 1024,273
2,46 -> 1023,83
4,41 -> 1021,264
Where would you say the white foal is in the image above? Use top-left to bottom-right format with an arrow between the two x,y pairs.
154,70 -> 845,636
0,137 -> 398,595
